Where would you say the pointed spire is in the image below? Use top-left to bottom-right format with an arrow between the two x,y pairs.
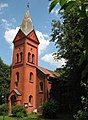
20,10 -> 33,35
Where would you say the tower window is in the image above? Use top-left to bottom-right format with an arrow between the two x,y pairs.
40,98 -> 43,106
20,52 -> 23,62
15,72 -> 19,87
29,95 -> 33,106
32,54 -> 35,64
39,82 -> 43,92
29,72 -> 33,82
16,53 -> 19,63
16,72 -> 19,81
28,52 -> 31,62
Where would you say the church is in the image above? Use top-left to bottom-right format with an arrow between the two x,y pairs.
8,10 -> 59,114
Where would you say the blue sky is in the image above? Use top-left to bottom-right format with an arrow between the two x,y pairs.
0,0 -> 65,70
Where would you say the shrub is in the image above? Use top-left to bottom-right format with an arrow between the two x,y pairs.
24,113 -> 40,120
42,100 -> 58,119
75,109 -> 88,120
0,103 -> 8,115
12,105 -> 27,118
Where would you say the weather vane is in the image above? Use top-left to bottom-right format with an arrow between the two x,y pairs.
27,1 -> 30,9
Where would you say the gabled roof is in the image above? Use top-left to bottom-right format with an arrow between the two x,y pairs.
13,11 -> 39,44
10,89 -> 21,96
37,66 -> 60,78
27,29 -> 40,44
13,29 -> 25,43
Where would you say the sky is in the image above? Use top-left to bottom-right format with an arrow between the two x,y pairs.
0,0 -> 65,70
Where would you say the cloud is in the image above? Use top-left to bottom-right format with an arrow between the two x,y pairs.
0,3 -> 8,11
1,18 -> 18,48
1,18 -> 16,29
1,19 -> 13,29
4,27 -> 50,52
41,52 -> 66,68
4,27 -> 19,48
36,30 -> 50,55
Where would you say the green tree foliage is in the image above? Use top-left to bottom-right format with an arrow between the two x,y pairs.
49,0 -> 88,118
0,103 -> 8,115
42,100 -> 58,119
0,57 -> 10,105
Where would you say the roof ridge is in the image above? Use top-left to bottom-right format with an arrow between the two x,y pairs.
37,66 -> 60,78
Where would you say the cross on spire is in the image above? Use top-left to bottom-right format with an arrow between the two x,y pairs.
27,1 -> 30,9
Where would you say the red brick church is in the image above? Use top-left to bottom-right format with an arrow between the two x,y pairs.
8,10 -> 59,114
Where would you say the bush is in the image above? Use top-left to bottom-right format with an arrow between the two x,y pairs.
12,105 -> 27,118
24,113 -> 40,120
42,100 -> 58,119
0,103 -> 8,115
75,109 -> 88,120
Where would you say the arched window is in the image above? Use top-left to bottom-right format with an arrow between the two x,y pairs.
39,82 -> 43,92
29,95 -> 33,106
32,54 -> 35,64
16,72 -> 19,82
28,52 -> 31,62
15,72 -> 19,87
40,98 -> 43,106
16,53 -> 19,63
20,52 -> 23,62
47,90 -> 50,100
29,72 -> 33,82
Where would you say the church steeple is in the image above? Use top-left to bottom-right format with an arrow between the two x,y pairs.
20,10 -> 33,35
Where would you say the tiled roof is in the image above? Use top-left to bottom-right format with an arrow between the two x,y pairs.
37,66 -> 60,78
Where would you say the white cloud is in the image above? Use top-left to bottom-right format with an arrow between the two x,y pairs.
0,3 -> 8,11
4,28 -> 50,52
1,18 -> 18,48
41,52 -> 66,68
2,19 -> 13,29
2,17 -> 50,53
1,18 -> 16,29
36,30 -> 50,55
4,27 -> 19,48
43,34 -> 49,38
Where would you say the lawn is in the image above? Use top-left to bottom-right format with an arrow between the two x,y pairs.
0,114 -> 40,120
0,113 -> 74,120
0,116 -> 15,120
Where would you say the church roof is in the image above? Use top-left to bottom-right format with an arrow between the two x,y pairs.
37,66 -> 60,78
9,89 -> 21,97
20,10 -> 33,35
13,89 -> 21,96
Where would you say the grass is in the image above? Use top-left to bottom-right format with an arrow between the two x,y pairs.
0,116 -> 15,120
0,113 -> 74,120
0,114 -> 40,120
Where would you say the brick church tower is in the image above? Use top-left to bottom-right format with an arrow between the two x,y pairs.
8,10 -> 59,114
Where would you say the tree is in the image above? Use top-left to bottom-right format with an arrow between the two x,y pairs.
0,57 -> 10,105
49,0 -> 88,118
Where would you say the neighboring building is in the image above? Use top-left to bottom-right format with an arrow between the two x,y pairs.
8,10 -> 59,114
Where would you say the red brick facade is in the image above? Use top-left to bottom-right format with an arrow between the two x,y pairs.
8,10 -> 58,114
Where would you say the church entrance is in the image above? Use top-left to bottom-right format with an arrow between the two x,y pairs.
11,95 -> 16,106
